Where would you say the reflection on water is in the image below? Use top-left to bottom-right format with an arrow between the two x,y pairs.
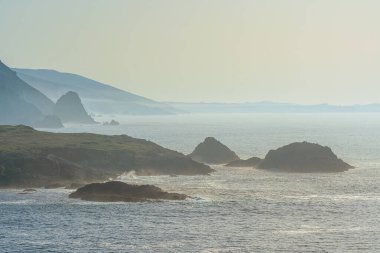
1,166 -> 379,253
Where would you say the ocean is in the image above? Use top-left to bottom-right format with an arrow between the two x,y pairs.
1,113 -> 379,252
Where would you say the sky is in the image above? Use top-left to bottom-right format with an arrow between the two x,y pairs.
1,0 -> 380,104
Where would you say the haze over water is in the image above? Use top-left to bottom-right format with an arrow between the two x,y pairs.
1,113 -> 379,252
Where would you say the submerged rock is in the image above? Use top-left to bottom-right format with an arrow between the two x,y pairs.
69,181 -> 188,202
225,157 -> 262,167
18,188 -> 37,194
189,137 -> 239,164
257,142 -> 353,172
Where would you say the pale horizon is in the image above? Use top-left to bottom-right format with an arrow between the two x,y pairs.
1,0 -> 380,105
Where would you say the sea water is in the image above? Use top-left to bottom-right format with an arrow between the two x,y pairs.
1,113 -> 379,252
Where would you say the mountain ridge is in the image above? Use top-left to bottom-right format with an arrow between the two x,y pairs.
14,68 -> 177,115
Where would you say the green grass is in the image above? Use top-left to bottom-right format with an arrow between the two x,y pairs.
0,125 -> 176,156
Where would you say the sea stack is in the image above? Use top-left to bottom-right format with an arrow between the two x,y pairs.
189,137 -> 239,164
69,181 -> 188,202
54,91 -> 96,124
257,142 -> 353,172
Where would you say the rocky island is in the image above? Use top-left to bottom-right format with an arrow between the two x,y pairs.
189,137 -> 239,164
0,125 -> 213,188
257,142 -> 353,172
69,181 -> 187,202
225,156 -> 263,167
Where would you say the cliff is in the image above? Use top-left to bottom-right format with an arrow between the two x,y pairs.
0,60 -> 55,125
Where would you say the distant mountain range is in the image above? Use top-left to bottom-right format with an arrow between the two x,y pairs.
0,60 -> 97,127
2,62 -> 380,121
14,68 -> 177,115
169,101 -> 380,113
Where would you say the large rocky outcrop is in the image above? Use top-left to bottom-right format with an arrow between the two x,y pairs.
0,125 -> 214,188
69,181 -> 187,202
225,157 -> 262,167
54,91 -> 96,124
189,137 -> 239,164
257,142 -> 353,172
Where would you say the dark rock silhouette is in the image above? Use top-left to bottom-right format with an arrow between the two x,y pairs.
33,115 -> 64,128
65,183 -> 85,189
0,60 -> 55,125
69,181 -> 188,202
54,91 -> 96,124
189,137 -> 239,164
103,120 -> 120,126
0,125 -> 213,188
257,142 -> 353,172
225,157 -> 262,167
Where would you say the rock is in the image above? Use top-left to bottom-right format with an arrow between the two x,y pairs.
69,181 -> 188,202
65,183 -> 85,189
225,157 -> 263,167
18,188 -> 37,194
103,120 -> 120,126
189,137 -> 239,164
54,91 -> 96,124
257,142 -> 354,172
33,115 -> 64,128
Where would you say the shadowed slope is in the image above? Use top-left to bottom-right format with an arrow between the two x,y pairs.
189,137 -> 239,164
0,61 -> 55,124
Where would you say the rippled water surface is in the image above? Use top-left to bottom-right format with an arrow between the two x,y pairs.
1,114 -> 380,252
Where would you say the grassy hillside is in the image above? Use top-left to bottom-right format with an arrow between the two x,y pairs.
0,125 -> 213,187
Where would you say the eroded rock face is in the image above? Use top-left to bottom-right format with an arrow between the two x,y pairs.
69,181 -> 188,202
189,137 -> 239,164
257,142 -> 353,172
225,157 -> 262,167
54,91 -> 96,124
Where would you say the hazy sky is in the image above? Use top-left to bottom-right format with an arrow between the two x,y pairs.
1,0 -> 380,104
